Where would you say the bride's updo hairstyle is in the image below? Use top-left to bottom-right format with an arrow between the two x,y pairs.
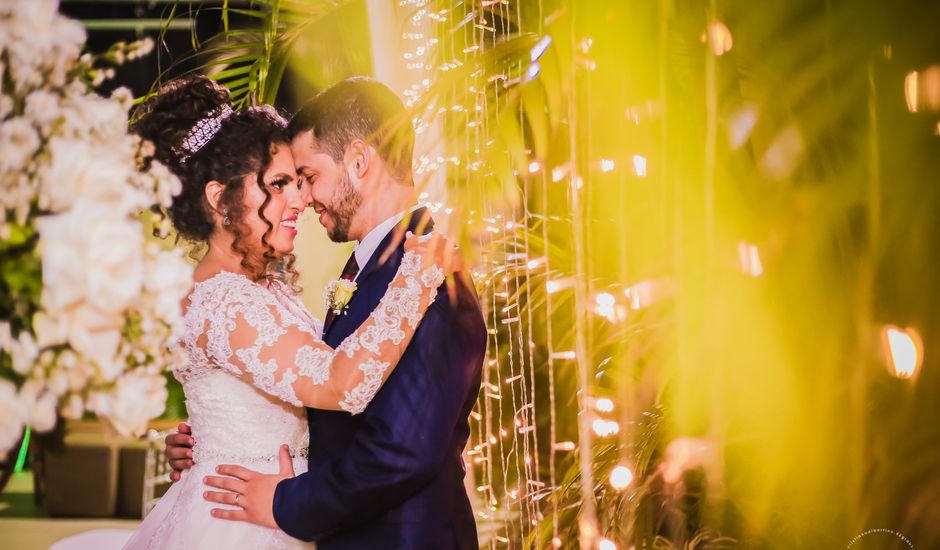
131,75 -> 297,285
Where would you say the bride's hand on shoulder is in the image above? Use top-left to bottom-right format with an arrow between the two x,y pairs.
404,230 -> 463,275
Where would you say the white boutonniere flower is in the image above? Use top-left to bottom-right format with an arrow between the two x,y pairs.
324,278 -> 357,316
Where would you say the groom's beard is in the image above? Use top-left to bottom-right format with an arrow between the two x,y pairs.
322,169 -> 363,243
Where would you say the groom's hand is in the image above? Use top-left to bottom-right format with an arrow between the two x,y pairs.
204,444 -> 295,529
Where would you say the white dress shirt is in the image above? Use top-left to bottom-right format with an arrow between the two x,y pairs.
353,205 -> 422,282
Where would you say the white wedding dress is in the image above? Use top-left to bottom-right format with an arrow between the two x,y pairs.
118,251 -> 444,550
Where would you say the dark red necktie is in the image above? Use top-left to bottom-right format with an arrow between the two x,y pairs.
324,251 -> 360,329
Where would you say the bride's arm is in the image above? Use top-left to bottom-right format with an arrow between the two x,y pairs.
212,233 -> 449,414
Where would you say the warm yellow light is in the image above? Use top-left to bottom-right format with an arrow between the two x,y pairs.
737,241 -> 764,277
526,257 -> 545,270
547,278 -> 574,293
594,292 -> 617,321
598,538 -> 617,550
923,65 -> 940,111
529,161 -> 541,174
600,159 -> 615,172
579,37 -> 593,53
592,419 -> 620,437
707,21 -> 733,55
609,464 -> 634,490
632,154 -> 647,177
905,71 -> 919,113
728,105 -> 759,149
623,278 -> 673,310
882,325 -> 923,379
594,397 -> 614,413
552,165 -> 567,182
759,124 -> 804,180
661,437 -> 713,483
530,34 -> 553,62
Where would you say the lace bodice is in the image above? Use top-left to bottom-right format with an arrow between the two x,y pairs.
173,250 -> 445,460
173,275 -> 315,461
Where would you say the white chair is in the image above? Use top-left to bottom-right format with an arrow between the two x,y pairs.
141,428 -> 174,518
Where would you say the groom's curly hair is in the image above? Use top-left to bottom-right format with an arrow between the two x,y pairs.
287,77 -> 415,184
131,75 -> 299,289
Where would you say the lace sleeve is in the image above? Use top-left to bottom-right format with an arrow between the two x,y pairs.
204,250 -> 445,414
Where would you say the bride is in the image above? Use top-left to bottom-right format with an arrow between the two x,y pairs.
119,76 -> 450,549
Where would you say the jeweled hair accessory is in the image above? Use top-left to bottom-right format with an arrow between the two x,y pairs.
175,104 -> 234,163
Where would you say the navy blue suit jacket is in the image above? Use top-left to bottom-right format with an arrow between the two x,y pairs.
273,208 -> 486,549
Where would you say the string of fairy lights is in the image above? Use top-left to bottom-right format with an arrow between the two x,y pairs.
476,2 -> 527,543
397,0 -> 617,547
396,3 -> 716,548
398,1 -> 538,545
395,1 -> 925,548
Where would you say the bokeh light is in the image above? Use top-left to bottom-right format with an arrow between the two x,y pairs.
882,325 -> 924,379
609,464 -> 634,490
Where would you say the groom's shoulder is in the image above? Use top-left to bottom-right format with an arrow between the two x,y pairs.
433,270 -> 487,348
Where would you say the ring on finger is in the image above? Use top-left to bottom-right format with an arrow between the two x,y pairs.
234,494 -> 240,506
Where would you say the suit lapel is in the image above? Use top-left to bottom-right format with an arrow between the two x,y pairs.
322,207 -> 434,343
356,207 -> 434,285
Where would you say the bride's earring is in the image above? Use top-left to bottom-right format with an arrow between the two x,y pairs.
222,210 -> 231,226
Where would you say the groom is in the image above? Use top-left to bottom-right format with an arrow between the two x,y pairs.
166,77 -> 487,548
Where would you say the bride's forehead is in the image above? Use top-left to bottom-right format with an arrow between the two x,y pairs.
268,145 -> 297,170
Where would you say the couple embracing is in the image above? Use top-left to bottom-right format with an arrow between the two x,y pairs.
122,75 -> 486,549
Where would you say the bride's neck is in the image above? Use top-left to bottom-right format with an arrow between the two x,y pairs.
195,237 -> 257,282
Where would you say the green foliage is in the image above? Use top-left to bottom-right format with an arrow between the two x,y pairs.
0,223 -> 40,339
152,0 -> 358,107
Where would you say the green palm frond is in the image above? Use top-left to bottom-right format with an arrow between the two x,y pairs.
152,0 -> 353,107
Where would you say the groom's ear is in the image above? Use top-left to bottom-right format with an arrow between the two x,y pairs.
345,139 -> 371,181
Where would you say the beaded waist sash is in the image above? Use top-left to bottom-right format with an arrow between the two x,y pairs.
192,446 -> 309,464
